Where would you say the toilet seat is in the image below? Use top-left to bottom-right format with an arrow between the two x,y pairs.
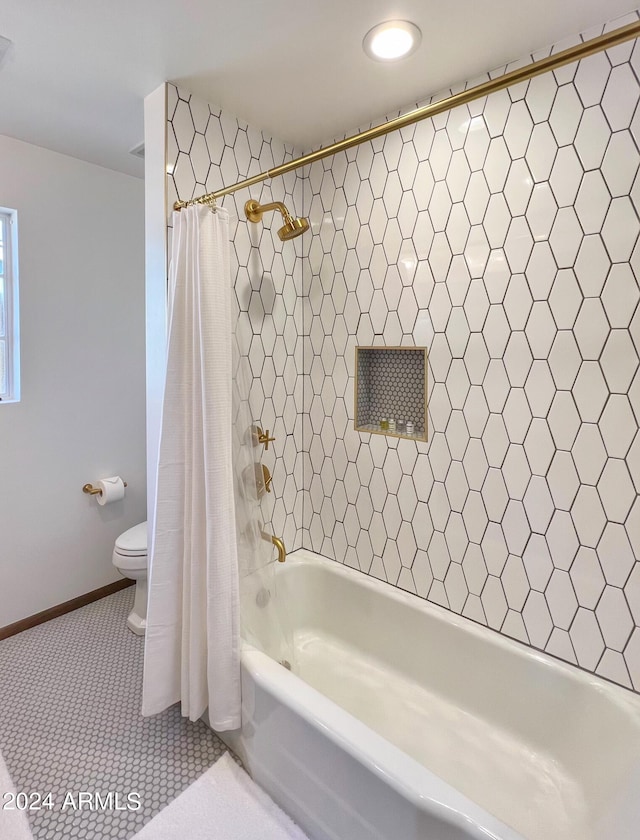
114,521 -> 147,556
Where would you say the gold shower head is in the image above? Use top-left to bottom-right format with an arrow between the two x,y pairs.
244,199 -> 309,242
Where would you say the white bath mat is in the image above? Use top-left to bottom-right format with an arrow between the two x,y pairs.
132,752 -> 309,840
0,751 -> 33,840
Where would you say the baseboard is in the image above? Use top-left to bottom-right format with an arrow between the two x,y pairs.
0,579 -> 135,640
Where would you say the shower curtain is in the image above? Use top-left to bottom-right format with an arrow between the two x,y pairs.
142,203 -> 240,730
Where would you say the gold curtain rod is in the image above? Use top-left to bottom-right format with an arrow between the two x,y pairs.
174,19 -> 640,211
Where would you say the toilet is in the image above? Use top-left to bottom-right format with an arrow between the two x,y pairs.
112,521 -> 148,635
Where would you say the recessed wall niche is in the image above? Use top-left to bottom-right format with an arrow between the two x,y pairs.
355,347 -> 428,442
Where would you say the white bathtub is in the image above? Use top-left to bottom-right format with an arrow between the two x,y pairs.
223,550 -> 640,840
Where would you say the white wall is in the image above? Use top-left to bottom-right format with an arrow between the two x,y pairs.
0,135 -> 146,626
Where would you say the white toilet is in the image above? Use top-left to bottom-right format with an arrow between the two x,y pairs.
112,521 -> 148,635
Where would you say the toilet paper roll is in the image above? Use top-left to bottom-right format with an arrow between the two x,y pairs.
96,476 -> 126,506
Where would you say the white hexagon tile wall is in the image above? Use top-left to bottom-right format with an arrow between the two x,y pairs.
166,83 -> 306,554
166,7 -> 640,694
302,8 -> 640,693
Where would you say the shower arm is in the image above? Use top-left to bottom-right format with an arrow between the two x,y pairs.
173,19 -> 640,212
244,200 -> 295,226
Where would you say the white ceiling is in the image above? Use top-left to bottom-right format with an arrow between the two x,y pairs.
2,0 -> 637,178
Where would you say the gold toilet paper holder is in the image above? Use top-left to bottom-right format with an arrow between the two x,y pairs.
83,481 -> 128,496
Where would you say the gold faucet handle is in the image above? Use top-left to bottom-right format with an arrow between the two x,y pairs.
256,463 -> 273,494
257,427 -> 276,451
251,425 -> 276,450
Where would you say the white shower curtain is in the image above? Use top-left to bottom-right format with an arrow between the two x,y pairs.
142,203 -> 240,730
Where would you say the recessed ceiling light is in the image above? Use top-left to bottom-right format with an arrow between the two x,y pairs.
363,20 -> 422,62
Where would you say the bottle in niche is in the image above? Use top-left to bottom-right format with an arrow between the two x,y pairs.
388,418 -> 396,432
380,418 -> 389,431
406,421 -> 415,436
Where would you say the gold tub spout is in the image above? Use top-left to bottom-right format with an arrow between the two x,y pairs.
260,530 -> 287,562
271,535 -> 286,563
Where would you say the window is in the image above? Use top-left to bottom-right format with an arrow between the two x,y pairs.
0,208 -> 19,402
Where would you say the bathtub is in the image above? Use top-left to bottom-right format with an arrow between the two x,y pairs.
222,550 -> 640,840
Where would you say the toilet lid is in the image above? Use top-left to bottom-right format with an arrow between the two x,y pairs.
115,521 -> 148,556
